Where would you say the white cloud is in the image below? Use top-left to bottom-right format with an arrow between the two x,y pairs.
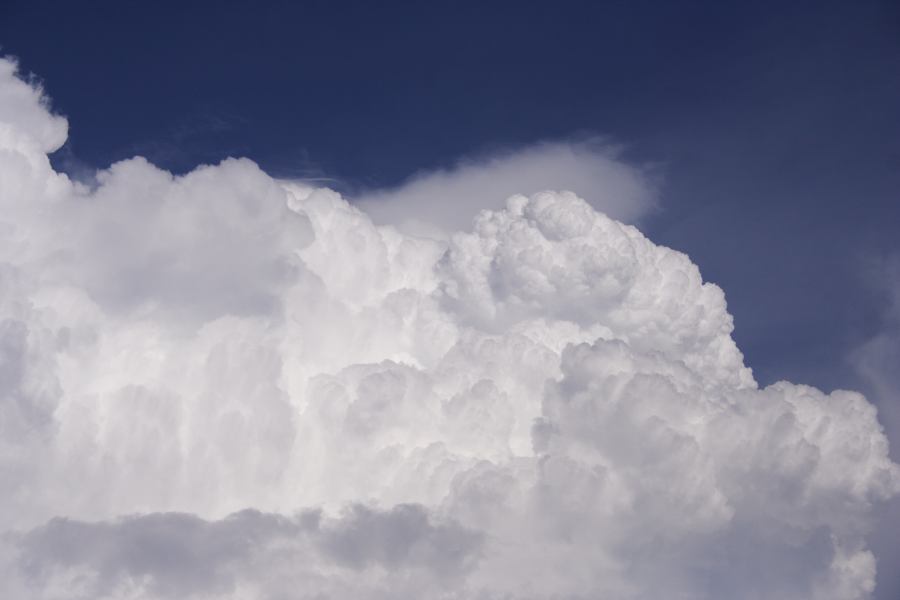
353,139 -> 658,237
0,58 -> 67,155
59,156 -> 313,319
1,57 -> 898,600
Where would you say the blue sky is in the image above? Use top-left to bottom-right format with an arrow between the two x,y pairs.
2,1 -> 899,596
3,0 -> 896,399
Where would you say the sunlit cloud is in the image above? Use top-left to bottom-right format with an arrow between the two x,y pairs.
0,56 -> 897,600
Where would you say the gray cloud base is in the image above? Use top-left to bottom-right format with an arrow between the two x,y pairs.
0,57 -> 897,599
11,506 -> 479,599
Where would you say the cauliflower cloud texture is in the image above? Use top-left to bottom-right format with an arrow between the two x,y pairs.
0,58 -> 897,600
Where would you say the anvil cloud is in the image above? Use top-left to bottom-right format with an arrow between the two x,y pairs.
0,58 -> 897,599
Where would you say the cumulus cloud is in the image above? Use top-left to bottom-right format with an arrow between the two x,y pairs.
0,57 -> 898,599
354,139 -> 658,237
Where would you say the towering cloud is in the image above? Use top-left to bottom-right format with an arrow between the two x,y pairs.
0,57 -> 897,599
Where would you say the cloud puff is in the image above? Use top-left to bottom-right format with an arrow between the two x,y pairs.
9,505 -> 479,600
354,138 -> 658,237
58,156 -> 312,319
0,59 -> 67,155
0,57 -> 897,600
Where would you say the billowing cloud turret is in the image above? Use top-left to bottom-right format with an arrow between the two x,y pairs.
0,57 -> 896,600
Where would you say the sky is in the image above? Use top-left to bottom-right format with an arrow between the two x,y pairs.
2,0 -> 898,395
1,1 -> 899,599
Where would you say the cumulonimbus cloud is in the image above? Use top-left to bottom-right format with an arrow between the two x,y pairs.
0,57 -> 897,600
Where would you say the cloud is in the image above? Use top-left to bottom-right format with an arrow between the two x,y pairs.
9,505 -> 479,600
849,256 -> 900,600
353,138 -> 658,237
59,156 -> 312,319
0,56 -> 898,599
0,58 -> 67,155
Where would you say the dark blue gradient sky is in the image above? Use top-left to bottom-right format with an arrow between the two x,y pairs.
5,0 -> 899,404
4,0 -> 900,450
3,0 -> 898,402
